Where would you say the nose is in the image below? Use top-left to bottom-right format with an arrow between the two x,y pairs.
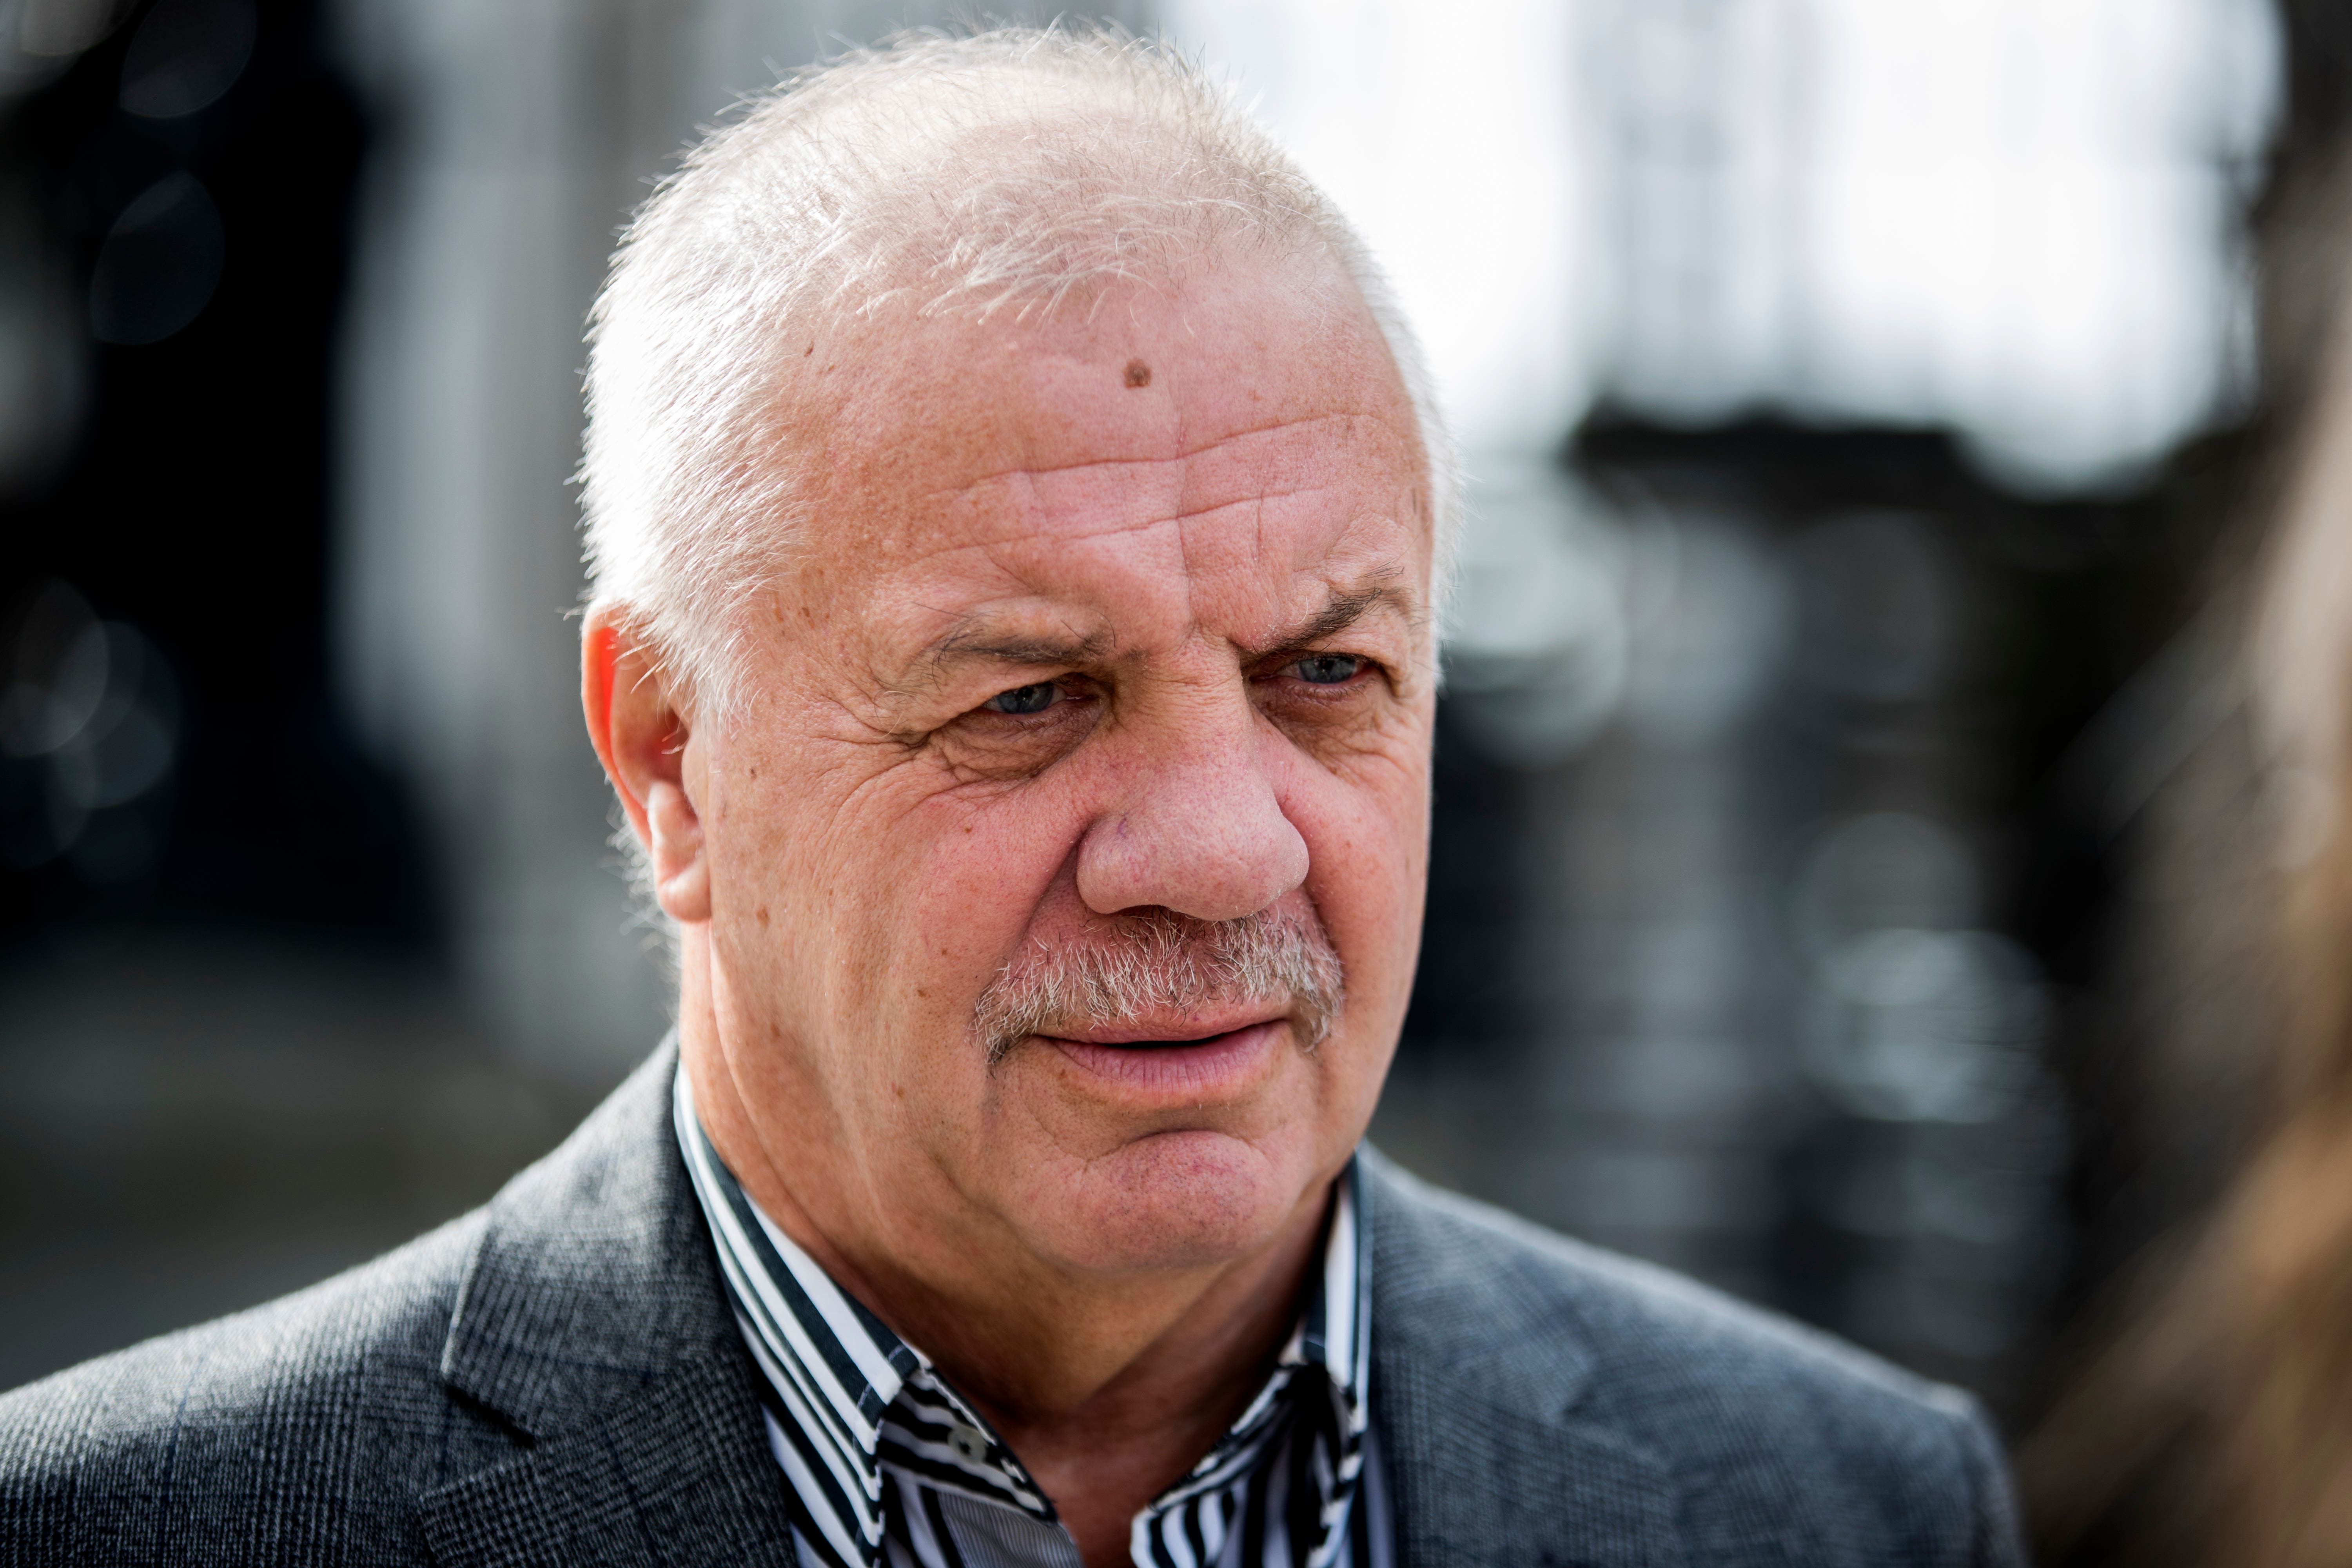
1074,692 -> 1309,923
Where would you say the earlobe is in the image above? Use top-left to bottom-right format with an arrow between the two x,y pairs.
582,609 -> 711,924
642,773 -> 711,923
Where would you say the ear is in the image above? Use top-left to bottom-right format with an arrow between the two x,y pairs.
582,606 -> 711,923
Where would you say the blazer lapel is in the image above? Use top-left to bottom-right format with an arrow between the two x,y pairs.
417,1351 -> 801,1568
1365,1151 -> 1685,1568
416,1043 -> 803,1568
1377,1362 -> 1684,1568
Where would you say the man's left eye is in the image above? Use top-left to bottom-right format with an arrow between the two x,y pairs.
983,682 -> 1061,715
1291,654 -> 1364,685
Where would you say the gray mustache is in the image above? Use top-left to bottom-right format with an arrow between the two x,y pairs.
974,905 -> 1346,1065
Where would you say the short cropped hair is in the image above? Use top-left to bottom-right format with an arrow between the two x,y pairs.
580,25 -> 1458,717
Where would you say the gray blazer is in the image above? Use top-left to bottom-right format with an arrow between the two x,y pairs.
0,1044 -> 2024,1566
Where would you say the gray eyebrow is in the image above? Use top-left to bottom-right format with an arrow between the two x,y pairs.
1242,581 -> 1414,659
912,576 -> 1412,684
923,624 -> 1112,674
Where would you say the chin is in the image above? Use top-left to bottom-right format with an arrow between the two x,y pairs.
1009,1127 -> 1321,1275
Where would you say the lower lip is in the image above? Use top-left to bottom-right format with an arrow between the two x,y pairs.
1043,1020 -> 1286,1099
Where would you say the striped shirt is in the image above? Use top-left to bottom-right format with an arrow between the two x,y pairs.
675,1070 -> 1390,1568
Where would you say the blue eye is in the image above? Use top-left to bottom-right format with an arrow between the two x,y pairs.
1293,654 -> 1363,685
984,682 -> 1059,715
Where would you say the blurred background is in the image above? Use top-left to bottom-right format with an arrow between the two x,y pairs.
2,0 -> 2347,1559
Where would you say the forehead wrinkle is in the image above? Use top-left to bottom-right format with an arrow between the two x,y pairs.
899,483 -> 1351,572
916,451 -> 1168,509
911,407 -> 1398,511
1029,485 -> 1352,565
880,470 -> 1415,607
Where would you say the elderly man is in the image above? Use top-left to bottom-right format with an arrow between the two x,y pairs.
1,30 -> 2021,1568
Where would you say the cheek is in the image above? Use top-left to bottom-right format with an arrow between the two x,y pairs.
899,803 -> 1068,983
1283,722 -> 1430,956
708,748 -> 1092,1145
1298,760 -> 1426,1142
1278,728 -> 1429,1086
837,771 -> 1095,1038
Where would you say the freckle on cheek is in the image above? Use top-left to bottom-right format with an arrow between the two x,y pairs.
755,906 -> 769,927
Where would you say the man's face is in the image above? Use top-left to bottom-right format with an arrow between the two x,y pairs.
692,252 -> 1434,1283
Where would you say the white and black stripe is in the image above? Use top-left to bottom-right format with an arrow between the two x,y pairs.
676,1070 -> 1387,1568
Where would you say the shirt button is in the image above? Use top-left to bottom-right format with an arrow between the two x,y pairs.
948,1425 -> 988,1464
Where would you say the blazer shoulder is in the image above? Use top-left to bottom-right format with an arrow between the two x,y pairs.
0,1209 -> 520,1566
1365,1150 -> 2024,1563
1369,1148 -> 1966,1416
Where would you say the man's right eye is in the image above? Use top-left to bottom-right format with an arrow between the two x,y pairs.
983,682 -> 1060,715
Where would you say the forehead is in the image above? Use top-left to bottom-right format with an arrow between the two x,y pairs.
786,252 -> 1429,650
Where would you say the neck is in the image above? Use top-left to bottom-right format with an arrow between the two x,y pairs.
674,926 -> 1334,1566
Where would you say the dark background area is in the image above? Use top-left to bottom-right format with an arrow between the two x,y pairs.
0,0 -> 425,940
0,0 -> 579,1392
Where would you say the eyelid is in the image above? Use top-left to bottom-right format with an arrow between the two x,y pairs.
1261,646 -> 1381,674
974,675 -> 1096,717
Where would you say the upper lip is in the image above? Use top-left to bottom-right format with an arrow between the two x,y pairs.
1047,1009 -> 1286,1046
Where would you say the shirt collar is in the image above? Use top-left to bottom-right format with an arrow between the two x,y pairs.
673,1065 -> 1371,1568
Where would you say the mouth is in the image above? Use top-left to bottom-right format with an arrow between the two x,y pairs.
1055,1010 -> 1289,1049
1036,1016 -> 1291,1100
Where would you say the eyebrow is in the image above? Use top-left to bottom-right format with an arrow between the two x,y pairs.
923,624 -> 1113,675
1245,580 -> 1415,659
913,576 -> 1415,682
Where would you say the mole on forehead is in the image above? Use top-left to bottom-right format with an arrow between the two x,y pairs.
819,258 -> 1400,454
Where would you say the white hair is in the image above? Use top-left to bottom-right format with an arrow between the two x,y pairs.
579,24 -> 1459,717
